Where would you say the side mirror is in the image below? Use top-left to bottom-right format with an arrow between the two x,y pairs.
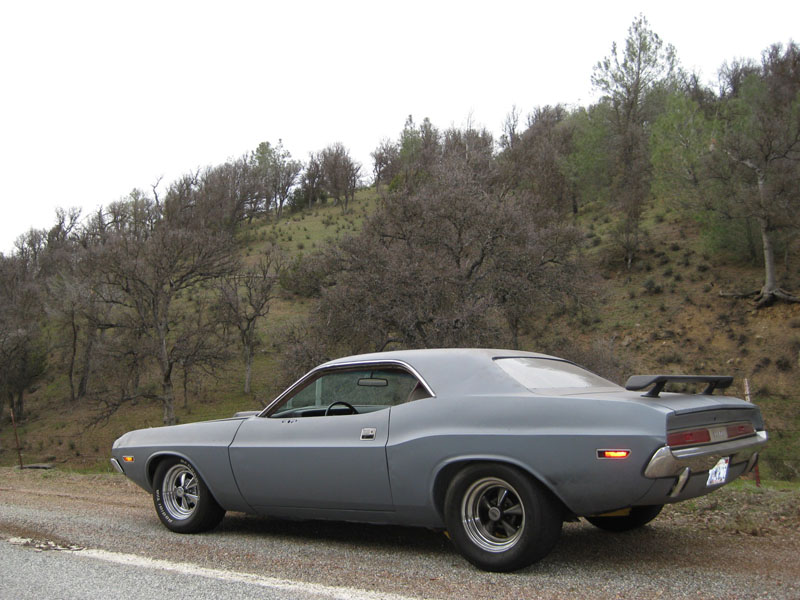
233,410 -> 261,418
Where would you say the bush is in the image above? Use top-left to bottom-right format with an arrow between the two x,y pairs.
642,278 -> 663,294
698,214 -> 760,264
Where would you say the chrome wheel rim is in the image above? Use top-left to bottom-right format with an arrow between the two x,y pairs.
161,464 -> 199,520
462,477 -> 525,553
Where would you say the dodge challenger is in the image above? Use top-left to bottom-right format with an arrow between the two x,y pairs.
111,349 -> 767,572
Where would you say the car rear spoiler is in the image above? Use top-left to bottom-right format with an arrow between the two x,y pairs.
625,375 -> 733,398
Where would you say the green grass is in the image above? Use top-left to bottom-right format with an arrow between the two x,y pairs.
237,188 -> 378,261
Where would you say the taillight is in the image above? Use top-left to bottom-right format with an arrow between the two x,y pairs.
667,421 -> 757,449
726,423 -> 755,439
667,428 -> 711,447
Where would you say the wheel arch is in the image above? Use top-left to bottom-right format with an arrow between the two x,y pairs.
430,456 -> 569,522
146,451 -> 214,498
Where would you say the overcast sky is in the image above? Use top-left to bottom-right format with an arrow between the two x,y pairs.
1,0 -> 797,254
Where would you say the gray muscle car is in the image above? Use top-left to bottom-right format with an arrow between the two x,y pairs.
111,349 -> 767,572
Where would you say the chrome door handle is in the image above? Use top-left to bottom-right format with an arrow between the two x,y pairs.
360,428 -> 376,441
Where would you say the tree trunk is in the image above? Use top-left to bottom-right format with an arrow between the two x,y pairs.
244,345 -> 253,394
758,216 -> 778,299
77,326 -> 95,400
162,377 -> 176,425
67,311 -> 78,403
751,196 -> 800,305
13,389 -> 24,422
510,323 -> 520,351
719,169 -> 799,305
159,338 -> 176,425
182,365 -> 190,409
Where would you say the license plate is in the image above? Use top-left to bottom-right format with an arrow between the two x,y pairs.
706,457 -> 730,486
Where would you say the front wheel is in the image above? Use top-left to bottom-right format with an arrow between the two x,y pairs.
153,457 -> 225,533
586,505 -> 663,532
444,464 -> 562,572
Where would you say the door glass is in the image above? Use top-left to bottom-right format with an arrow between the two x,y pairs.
272,368 -> 419,417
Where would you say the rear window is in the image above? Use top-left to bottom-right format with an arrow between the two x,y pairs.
494,357 -> 620,394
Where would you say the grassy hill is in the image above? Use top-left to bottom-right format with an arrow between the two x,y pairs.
2,187 -> 798,479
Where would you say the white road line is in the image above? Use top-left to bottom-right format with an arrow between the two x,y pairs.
6,537 -> 425,600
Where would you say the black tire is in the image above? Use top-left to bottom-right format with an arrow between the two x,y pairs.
444,463 -> 562,572
586,505 -> 663,532
152,457 -> 225,533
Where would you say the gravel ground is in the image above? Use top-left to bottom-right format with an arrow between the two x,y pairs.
1,468 -> 798,599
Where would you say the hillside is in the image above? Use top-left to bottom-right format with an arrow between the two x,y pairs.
1,187 -> 797,480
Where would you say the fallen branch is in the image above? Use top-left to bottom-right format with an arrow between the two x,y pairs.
718,289 -> 760,299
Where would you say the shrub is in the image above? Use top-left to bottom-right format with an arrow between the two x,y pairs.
642,278 -> 663,294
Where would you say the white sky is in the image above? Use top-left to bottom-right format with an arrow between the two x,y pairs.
1,0 -> 797,254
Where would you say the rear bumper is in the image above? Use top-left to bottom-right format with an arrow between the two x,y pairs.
644,430 -> 767,478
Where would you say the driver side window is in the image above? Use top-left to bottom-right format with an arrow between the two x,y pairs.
271,367 -> 421,418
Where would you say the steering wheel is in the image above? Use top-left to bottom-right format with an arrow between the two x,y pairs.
324,401 -> 358,416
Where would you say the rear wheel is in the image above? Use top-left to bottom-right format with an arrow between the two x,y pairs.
152,457 -> 225,533
444,464 -> 562,572
586,505 -> 663,532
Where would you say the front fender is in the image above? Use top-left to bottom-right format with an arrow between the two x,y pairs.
111,418 -> 252,513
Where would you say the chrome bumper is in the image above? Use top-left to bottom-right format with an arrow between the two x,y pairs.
110,458 -> 124,474
644,430 -> 768,479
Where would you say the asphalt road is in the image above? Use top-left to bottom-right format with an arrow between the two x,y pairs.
1,469 -> 798,600
2,539 -> 400,600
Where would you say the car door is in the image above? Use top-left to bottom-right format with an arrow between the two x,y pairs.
229,367 -> 416,512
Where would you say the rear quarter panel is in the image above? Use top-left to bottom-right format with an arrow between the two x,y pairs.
387,393 -> 668,525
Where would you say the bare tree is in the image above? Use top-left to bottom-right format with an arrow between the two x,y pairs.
216,245 -> 284,393
174,295 -> 231,408
36,208 -> 109,404
652,42 -> 800,307
286,151 -> 587,357
273,144 -> 303,220
711,42 -> 800,306
0,255 -> 47,423
501,105 -> 576,214
300,151 -> 325,209
321,143 -> 361,213
441,124 -> 494,174
371,138 -> 400,191
91,201 -> 238,424
251,140 -> 302,220
195,157 -> 257,227
499,105 -> 521,151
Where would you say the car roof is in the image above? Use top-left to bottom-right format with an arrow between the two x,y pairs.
321,348 -> 567,397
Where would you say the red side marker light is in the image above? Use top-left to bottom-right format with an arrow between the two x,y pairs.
597,450 -> 631,459
122,456 -> 135,463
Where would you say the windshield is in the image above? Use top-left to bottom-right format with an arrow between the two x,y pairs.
494,357 -> 620,394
